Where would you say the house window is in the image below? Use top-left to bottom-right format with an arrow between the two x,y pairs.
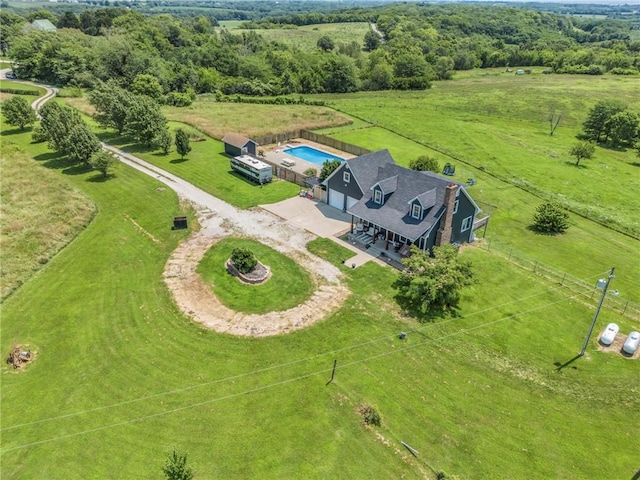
461,216 -> 473,232
343,171 -> 351,183
411,203 -> 421,219
453,199 -> 459,214
373,189 -> 382,204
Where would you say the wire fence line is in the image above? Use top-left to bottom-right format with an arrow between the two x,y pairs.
474,238 -> 640,321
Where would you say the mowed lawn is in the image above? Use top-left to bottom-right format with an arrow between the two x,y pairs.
96,122 -> 299,210
197,237 -> 314,314
1,124 -> 638,479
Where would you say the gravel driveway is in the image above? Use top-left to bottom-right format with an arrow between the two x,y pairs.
103,145 -> 350,336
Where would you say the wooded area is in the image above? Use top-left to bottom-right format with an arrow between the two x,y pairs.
1,2 -> 638,99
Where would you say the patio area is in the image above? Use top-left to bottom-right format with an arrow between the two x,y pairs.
341,231 -> 407,270
261,139 -> 355,177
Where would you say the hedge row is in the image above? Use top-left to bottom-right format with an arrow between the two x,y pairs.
216,93 -> 326,107
0,87 -> 40,96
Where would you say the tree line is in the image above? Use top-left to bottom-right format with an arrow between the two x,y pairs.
2,3 -> 638,102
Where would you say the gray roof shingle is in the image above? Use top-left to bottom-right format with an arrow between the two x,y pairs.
347,153 -> 462,241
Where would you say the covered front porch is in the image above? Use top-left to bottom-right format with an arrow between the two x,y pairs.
347,216 -> 431,264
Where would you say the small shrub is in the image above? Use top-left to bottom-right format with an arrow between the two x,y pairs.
165,91 -> 193,107
532,202 -> 569,234
303,167 -> 317,177
409,155 -> 440,173
231,247 -> 257,274
357,404 -> 381,426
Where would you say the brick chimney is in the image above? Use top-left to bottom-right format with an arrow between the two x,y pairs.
435,183 -> 458,246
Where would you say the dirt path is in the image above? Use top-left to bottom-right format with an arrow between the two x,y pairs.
102,145 -> 351,337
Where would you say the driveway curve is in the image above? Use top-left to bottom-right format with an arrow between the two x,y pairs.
103,145 -> 350,337
8,75 -> 350,336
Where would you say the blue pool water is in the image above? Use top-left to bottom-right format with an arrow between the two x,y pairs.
283,146 -> 344,166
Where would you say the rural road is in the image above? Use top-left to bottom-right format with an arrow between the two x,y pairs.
0,68 -> 58,115
6,76 -> 351,336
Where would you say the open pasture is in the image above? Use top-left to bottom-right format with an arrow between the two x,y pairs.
250,22 -> 371,52
321,73 -> 640,238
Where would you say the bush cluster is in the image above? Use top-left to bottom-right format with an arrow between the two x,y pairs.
358,404 -> 381,426
230,248 -> 257,274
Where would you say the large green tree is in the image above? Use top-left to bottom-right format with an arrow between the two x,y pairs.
532,202 -> 569,234
605,111 -> 639,147
317,35 -> 335,52
393,244 -> 473,315
38,102 -> 100,163
363,30 -> 381,52
88,80 -> 134,134
66,124 -> 101,164
124,95 -> 167,147
322,55 -> 359,93
131,73 -> 164,100
581,100 -> 626,143
1,96 -> 37,130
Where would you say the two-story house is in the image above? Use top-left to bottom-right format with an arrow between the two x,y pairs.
324,149 -> 480,254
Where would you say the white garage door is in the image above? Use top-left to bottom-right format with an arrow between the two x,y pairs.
328,189 -> 344,210
346,196 -> 359,210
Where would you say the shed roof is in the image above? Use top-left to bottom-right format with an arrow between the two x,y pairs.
31,19 -> 57,32
222,133 -> 254,148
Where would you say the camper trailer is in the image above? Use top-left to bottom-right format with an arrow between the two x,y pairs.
230,155 -> 273,184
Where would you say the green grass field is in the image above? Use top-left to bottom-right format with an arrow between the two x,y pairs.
2,72 -> 639,479
319,74 -> 640,238
251,22 -> 371,52
197,237 -> 314,314
96,122 -> 299,210
0,141 -> 95,299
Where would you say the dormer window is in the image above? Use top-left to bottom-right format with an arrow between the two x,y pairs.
411,203 -> 421,219
453,199 -> 459,214
373,189 -> 382,204
343,171 -> 351,183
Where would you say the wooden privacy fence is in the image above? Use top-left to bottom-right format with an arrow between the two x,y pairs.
259,157 -> 313,188
253,130 -> 371,157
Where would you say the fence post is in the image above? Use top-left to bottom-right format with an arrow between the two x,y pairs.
623,301 -> 628,315
561,272 -> 566,285
533,261 -> 537,273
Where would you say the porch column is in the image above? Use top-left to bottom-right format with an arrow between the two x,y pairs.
385,230 -> 390,250
350,215 -> 354,234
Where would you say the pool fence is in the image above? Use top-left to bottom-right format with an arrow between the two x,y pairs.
252,130 -> 372,157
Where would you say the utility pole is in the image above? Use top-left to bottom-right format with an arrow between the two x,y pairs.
580,267 -> 615,357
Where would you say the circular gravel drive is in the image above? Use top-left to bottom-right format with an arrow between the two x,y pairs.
103,145 -> 350,337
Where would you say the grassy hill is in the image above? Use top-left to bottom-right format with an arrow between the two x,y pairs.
1,71 -> 639,479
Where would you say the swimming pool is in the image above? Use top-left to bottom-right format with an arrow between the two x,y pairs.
283,145 -> 344,166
